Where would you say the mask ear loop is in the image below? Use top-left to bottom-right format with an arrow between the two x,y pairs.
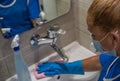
99,33 -> 110,42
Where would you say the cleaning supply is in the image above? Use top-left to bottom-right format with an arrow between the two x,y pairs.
34,63 -> 47,79
11,34 -> 32,81
36,60 -> 84,76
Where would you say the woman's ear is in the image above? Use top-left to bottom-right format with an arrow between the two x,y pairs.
110,31 -> 119,48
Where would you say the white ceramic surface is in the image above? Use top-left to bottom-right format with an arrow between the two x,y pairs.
6,41 -> 100,81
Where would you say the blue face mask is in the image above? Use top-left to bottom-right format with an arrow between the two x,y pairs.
92,40 -> 116,56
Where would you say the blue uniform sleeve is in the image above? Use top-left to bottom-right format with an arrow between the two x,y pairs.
99,54 -> 117,69
28,0 -> 40,19
99,54 -> 120,81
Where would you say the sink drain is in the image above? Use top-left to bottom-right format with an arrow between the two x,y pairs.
57,75 -> 61,80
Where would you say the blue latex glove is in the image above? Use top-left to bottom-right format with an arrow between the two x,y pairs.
36,60 -> 84,76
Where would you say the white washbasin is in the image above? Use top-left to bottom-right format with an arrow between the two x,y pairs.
6,41 -> 100,81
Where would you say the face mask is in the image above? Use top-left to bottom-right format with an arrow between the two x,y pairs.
91,40 -> 116,56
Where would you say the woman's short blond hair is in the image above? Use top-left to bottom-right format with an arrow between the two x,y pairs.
88,0 -> 120,32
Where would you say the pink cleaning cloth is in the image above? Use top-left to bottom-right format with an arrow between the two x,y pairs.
33,63 -> 46,79
33,60 -> 64,79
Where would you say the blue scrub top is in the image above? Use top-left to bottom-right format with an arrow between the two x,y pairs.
0,0 -> 40,38
98,54 -> 120,81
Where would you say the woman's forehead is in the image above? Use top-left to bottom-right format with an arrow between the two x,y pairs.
87,14 -> 104,34
87,14 -> 95,32
87,14 -> 93,26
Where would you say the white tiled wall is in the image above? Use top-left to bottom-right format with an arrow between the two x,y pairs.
74,0 -> 94,50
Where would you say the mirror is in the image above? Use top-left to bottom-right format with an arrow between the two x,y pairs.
38,0 -> 71,24
0,0 -> 71,39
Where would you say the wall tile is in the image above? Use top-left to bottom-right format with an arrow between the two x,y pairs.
56,28 -> 76,48
0,35 -> 13,59
5,55 -> 16,77
0,59 -> 9,81
75,29 -> 92,50
77,0 -> 93,35
74,0 -> 94,49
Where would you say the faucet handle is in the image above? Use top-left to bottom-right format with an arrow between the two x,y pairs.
30,34 -> 40,46
57,29 -> 66,35
49,25 -> 60,31
49,25 -> 66,35
47,25 -> 66,38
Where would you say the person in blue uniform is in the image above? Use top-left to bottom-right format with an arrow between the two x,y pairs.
36,0 -> 120,81
0,0 -> 40,38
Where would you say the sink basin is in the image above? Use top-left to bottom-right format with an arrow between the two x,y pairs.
6,41 -> 100,81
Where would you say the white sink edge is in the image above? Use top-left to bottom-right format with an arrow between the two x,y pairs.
6,41 -> 100,81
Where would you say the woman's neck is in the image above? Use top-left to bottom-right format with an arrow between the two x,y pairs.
116,31 -> 120,57
116,50 -> 120,57
116,43 -> 120,57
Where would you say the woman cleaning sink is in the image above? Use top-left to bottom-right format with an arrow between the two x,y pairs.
35,0 -> 120,81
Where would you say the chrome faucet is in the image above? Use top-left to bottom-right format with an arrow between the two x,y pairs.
30,25 -> 69,62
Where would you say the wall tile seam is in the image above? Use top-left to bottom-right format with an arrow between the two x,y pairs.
72,0 -> 80,41
4,60 -> 11,78
0,59 -> 11,80
0,54 -> 13,61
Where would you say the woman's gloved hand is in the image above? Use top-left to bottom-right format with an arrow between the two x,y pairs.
36,60 -> 84,76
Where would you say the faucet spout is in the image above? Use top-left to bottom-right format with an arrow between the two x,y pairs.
30,25 -> 69,62
30,34 -> 53,46
50,44 -> 69,62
